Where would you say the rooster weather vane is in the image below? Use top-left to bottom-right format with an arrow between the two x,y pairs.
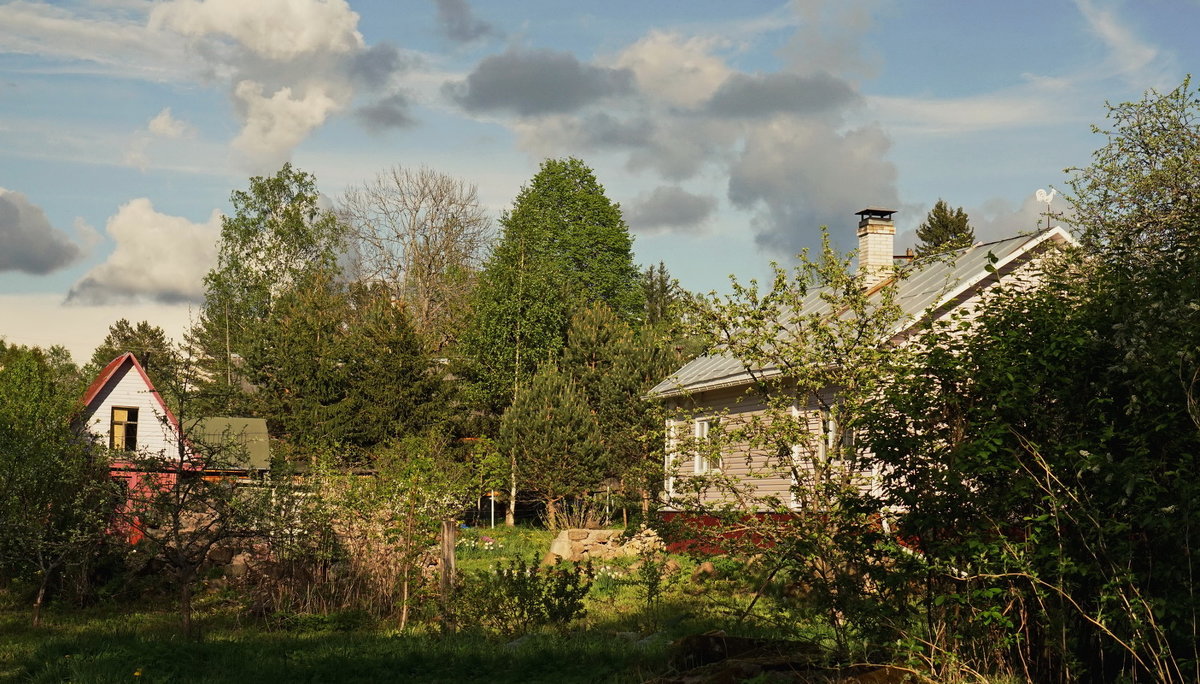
1035,187 -> 1057,230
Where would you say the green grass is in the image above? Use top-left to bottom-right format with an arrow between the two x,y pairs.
1,605 -> 673,684
0,526 -> 831,683
453,524 -> 555,573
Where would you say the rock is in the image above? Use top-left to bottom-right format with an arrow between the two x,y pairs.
691,561 -> 717,582
548,531 -> 573,560
568,529 -> 589,541
663,559 -> 681,575
541,551 -> 561,566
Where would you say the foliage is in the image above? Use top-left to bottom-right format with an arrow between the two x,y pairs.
454,556 -> 594,635
117,350 -> 269,638
85,319 -> 179,402
861,78 -> 1200,682
339,165 -> 493,352
0,342 -> 110,626
460,157 -> 643,414
246,436 -> 471,629
499,364 -> 603,528
914,199 -> 974,256
189,163 -> 347,415
559,302 -> 684,517
671,228 -> 911,658
246,273 -> 448,452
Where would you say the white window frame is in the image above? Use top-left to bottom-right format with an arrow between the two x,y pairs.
693,417 -> 717,474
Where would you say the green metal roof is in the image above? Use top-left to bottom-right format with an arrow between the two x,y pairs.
185,417 -> 271,470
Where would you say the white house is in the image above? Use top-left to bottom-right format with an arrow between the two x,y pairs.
648,209 -> 1075,509
80,352 -> 180,462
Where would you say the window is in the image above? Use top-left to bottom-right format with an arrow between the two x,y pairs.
111,407 -> 138,451
693,418 -> 719,474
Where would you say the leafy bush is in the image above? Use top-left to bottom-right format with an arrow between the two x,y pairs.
454,556 -> 593,635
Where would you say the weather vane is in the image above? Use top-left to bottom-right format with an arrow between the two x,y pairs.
1035,187 -> 1057,230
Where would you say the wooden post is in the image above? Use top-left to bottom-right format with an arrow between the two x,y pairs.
440,519 -> 457,596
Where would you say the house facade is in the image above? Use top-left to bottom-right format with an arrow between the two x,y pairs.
81,352 -> 271,489
81,352 -> 181,467
649,209 -> 1074,510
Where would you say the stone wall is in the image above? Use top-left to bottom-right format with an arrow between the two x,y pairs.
544,526 -> 665,564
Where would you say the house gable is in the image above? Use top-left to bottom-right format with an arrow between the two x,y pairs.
81,353 -> 180,459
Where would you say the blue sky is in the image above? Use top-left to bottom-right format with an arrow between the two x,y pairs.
1,0 -> 1196,362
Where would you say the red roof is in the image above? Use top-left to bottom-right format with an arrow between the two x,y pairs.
81,352 -> 180,433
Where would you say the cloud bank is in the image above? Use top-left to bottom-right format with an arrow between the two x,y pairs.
67,199 -> 221,305
0,189 -> 85,275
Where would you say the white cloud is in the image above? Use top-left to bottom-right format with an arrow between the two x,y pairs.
67,199 -> 221,305
614,31 -> 730,109
148,107 -> 193,138
231,80 -> 345,171
0,293 -> 195,366
1074,0 -> 1166,87
148,0 -> 363,61
869,91 -> 1074,135
0,2 -> 186,80
1,0 -> 395,172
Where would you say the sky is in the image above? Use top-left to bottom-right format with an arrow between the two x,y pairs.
1,0 -> 1196,363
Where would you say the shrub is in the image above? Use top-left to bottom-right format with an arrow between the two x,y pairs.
454,556 -> 593,635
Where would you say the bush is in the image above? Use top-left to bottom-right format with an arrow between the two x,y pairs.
453,556 -> 593,635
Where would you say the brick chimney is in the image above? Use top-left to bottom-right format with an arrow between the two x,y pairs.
855,207 -> 896,288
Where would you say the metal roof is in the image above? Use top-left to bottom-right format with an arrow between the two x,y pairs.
649,227 -> 1072,398
185,417 -> 272,470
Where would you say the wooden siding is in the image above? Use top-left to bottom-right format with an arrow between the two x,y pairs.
663,246 -> 1060,512
82,365 -> 178,459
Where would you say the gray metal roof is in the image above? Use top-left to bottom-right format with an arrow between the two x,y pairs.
649,227 -> 1072,398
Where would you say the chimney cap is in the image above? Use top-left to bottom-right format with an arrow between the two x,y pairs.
855,207 -> 897,219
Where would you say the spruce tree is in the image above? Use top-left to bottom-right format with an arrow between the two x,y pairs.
460,157 -> 642,413
246,272 -> 445,453
499,363 -> 602,528
188,164 -> 346,415
914,199 -> 974,255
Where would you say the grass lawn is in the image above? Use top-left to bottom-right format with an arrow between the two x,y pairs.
0,526 -> 725,684
0,603 -> 684,684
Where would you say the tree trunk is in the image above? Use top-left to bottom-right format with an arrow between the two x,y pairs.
506,453 -> 517,527
180,573 -> 194,639
32,574 -> 47,628
399,569 -> 410,632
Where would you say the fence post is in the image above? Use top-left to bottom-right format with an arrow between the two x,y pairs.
440,519 -> 457,596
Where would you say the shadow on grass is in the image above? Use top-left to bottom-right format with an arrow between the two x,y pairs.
4,607 -> 673,684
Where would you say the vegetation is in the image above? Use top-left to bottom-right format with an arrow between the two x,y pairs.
4,80 -> 1199,682
914,198 -> 974,255
85,319 -> 179,398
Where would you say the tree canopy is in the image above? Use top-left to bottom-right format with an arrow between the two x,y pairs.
461,157 -> 642,413
914,199 -> 974,255
189,163 -> 347,414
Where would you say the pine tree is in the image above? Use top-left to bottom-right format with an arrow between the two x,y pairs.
499,363 -> 602,528
87,319 -> 178,396
914,199 -> 974,256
